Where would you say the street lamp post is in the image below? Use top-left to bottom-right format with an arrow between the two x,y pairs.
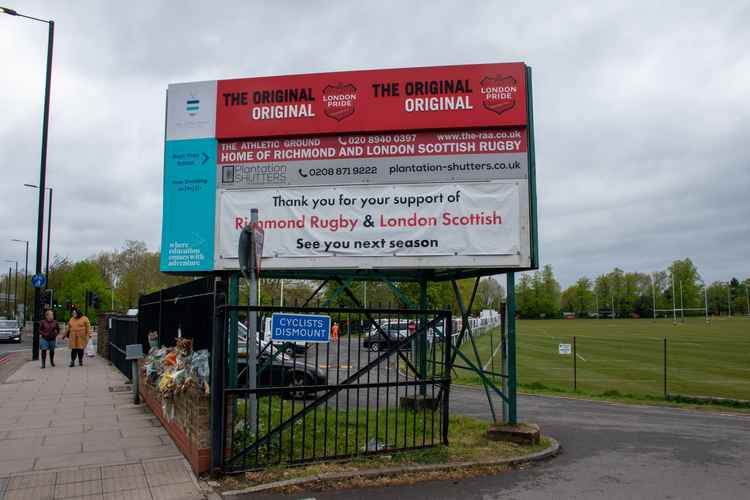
2,6 -> 55,360
11,239 -> 29,326
25,184 -> 53,279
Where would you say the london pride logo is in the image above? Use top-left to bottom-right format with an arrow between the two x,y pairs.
322,83 -> 357,121
480,75 -> 517,115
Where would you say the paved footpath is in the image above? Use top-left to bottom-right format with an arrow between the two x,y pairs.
0,347 -> 206,500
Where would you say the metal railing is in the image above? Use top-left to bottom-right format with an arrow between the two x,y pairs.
217,305 -> 452,472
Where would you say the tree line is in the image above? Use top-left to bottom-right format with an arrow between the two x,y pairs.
517,258 -> 749,319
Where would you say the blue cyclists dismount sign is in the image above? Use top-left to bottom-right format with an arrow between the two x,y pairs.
31,274 -> 47,288
271,313 -> 331,343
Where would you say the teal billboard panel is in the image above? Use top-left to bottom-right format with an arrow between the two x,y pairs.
160,138 -> 217,272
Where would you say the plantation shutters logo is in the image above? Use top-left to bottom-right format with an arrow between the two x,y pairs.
186,95 -> 200,116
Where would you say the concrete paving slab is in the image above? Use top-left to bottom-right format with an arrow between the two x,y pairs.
102,488 -> 152,500
102,474 -> 149,493
84,436 -> 163,453
100,463 -> 144,479
6,471 -> 56,489
2,484 -> 54,500
150,482 -> 203,500
34,450 -> 127,471
54,478 -> 103,498
55,466 -> 101,485
0,459 -> 36,478
125,444 -> 181,461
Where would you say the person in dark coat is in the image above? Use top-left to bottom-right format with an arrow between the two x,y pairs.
39,309 -> 60,368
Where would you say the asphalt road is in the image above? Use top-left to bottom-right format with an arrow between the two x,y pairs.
245,388 -> 750,500
0,330 -> 33,354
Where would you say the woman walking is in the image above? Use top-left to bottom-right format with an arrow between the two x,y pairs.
65,308 -> 91,367
39,309 -> 59,368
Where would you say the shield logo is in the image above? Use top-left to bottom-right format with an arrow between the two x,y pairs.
323,83 -> 357,121
480,75 -> 517,115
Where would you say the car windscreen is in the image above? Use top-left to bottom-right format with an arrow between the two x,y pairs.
0,320 -> 18,329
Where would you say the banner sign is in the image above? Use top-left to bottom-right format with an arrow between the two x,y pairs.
219,182 -> 522,265
271,313 -> 331,343
216,63 -> 528,139
161,62 -> 537,274
217,128 -> 527,190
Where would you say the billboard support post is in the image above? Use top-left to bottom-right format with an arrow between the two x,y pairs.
228,273 -> 239,388
506,272 -> 517,425
247,209 -> 259,432
418,277 -> 428,396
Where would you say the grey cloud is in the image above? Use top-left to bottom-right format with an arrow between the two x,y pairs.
1,0 -> 748,288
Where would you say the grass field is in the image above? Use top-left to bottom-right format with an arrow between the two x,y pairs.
452,318 -> 750,401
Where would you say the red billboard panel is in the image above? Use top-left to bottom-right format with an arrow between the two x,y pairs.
216,63 -> 527,139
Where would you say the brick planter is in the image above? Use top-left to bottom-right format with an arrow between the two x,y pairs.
138,361 -> 211,474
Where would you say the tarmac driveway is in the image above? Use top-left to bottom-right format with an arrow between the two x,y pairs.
246,388 -> 750,499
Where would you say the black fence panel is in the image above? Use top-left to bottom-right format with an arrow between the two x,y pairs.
109,316 -> 138,379
218,305 -> 452,472
138,277 -> 216,352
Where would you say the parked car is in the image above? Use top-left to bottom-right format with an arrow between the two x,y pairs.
363,320 -> 436,352
237,342 -> 327,399
0,319 -> 21,343
238,319 -> 307,357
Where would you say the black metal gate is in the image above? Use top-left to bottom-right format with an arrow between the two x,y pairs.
214,304 -> 452,472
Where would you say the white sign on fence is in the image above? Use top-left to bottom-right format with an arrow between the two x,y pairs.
558,343 -> 572,355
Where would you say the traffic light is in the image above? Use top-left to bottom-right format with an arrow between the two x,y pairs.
42,289 -> 52,308
85,290 -> 100,310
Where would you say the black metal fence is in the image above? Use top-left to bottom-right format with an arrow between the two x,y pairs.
108,315 -> 138,379
217,304 -> 452,472
138,277 -> 216,352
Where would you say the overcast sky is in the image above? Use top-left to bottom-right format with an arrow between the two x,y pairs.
1,0 -> 748,287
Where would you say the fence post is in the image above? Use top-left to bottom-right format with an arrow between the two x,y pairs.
442,310 -> 452,446
210,277 -> 227,473
506,272 -> 517,425
663,337 -> 667,400
573,335 -> 577,391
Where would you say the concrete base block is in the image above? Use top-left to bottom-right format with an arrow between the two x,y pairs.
399,395 -> 441,411
486,422 -> 541,445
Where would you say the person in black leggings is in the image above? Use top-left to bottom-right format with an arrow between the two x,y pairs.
64,308 -> 90,367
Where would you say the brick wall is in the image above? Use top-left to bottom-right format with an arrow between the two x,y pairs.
138,361 -> 211,474
97,314 -> 110,359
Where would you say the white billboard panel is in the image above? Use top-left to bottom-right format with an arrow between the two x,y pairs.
215,181 -> 530,270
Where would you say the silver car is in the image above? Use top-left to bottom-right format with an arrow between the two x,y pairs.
0,319 -> 21,343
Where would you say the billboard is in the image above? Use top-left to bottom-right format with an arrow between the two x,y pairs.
161,63 -> 537,274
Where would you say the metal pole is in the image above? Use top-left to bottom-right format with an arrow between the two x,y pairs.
14,262 -> 19,319
506,272 -> 517,424
704,286 -> 709,323
680,281 -> 684,322
418,277 -> 428,396
247,209 -> 258,431
727,285 -> 732,318
5,267 -> 10,317
45,187 -> 52,279
663,337 -> 667,399
672,272 -> 677,325
30,19 -> 54,362
595,294 -> 599,319
611,293 -> 615,319
363,280 -> 367,308
746,286 -> 749,317
652,274 -> 657,321
573,335 -> 577,391
500,301 -> 508,423
280,279 -> 284,307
